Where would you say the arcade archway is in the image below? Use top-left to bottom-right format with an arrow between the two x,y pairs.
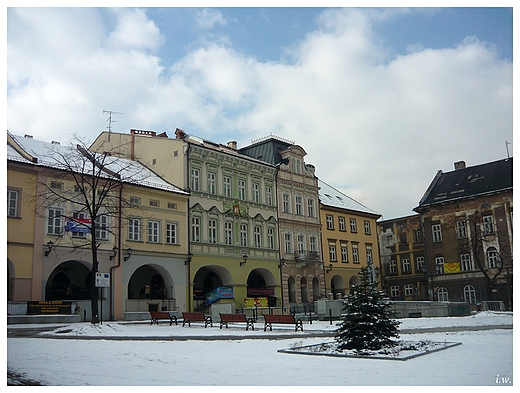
46,260 -> 92,300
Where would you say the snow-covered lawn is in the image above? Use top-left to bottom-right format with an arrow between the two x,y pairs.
7,311 -> 513,386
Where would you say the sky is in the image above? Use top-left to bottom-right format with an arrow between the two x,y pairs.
6,312 -> 514,385
6,4 -> 514,219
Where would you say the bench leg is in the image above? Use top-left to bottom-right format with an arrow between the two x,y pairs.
264,322 -> 272,332
295,319 -> 304,332
246,319 -> 254,331
183,320 -> 191,327
220,321 -> 228,329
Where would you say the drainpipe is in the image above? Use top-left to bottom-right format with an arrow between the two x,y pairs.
130,130 -> 135,161
185,142 -> 192,312
109,181 -> 123,320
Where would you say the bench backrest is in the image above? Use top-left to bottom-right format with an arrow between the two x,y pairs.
182,312 -> 206,321
150,311 -> 170,318
264,314 -> 295,323
220,313 -> 247,322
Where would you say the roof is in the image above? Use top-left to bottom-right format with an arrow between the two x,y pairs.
7,132 -> 188,195
415,158 -> 513,211
239,137 -> 294,166
318,179 -> 380,217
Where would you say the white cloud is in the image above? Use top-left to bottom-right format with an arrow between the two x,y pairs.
195,8 -> 228,30
7,8 -> 512,219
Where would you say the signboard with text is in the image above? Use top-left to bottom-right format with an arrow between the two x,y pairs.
27,301 -> 72,315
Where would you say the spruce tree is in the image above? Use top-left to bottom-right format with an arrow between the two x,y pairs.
335,266 -> 400,351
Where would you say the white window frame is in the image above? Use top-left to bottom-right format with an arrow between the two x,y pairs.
326,215 -> 334,230
95,214 -> 109,241
435,256 -> 445,274
207,172 -> 216,194
208,219 -> 217,244
483,215 -> 494,234
266,186 -> 273,206
284,233 -> 292,254
457,220 -> 467,238
364,220 -> 371,235
463,285 -> 476,304
352,244 -> 359,263
390,286 -> 400,297
329,244 -> 337,261
240,223 -> 248,247
166,222 -> 177,244
487,247 -> 498,268
128,218 -> 141,241
72,211 -> 87,239
404,284 -> 414,297
223,176 -> 232,198
309,236 -> 317,252
7,189 -> 19,217
238,179 -> 246,200
437,287 -> 449,301
252,183 -> 260,203
283,194 -> 291,213
191,168 -> 200,191
366,247 -> 372,264
338,217 -> 346,231
254,225 -> 262,248
350,218 -> 357,233
340,244 -> 348,262
460,253 -> 471,271
432,224 -> 442,242
225,221 -> 233,245
297,234 -> 305,252
389,259 -> 397,274
402,258 -> 411,272
295,196 -> 303,216
416,256 -> 425,272
191,216 -> 200,242
307,198 -> 314,218
47,208 -> 63,235
148,220 -> 160,243
267,227 -> 275,250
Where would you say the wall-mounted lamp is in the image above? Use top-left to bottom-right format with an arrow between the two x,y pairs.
240,254 -> 248,266
124,248 -> 133,261
325,263 -> 333,273
109,246 -> 119,260
278,258 -> 286,268
185,252 -> 194,265
44,240 -> 55,257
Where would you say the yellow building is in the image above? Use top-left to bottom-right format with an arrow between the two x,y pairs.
318,179 -> 382,298
8,132 -> 189,321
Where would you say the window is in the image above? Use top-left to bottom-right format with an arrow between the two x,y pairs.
487,247 -> 498,268
47,208 -> 63,235
149,200 -> 159,207
326,215 -> 334,230
404,284 -> 414,297
338,217 -> 346,231
130,196 -> 141,204
460,253 -> 471,271
399,232 -> 407,245
341,244 -> 348,262
95,214 -> 109,241
463,285 -> 476,304
295,196 -> 303,216
238,180 -> 246,200
283,194 -> 290,213
266,186 -> 273,206
402,258 -> 411,272
223,176 -> 232,198
207,173 -> 216,194
352,244 -> 359,263
437,287 -> 449,301
389,260 -> 397,274
307,199 -> 314,217
252,183 -> 260,203
432,224 -> 442,242
225,222 -> 233,245
413,230 -> 422,243
208,219 -> 217,244
267,227 -> 275,250
297,235 -> 305,252
190,168 -> 200,191
366,247 -> 373,264
483,215 -> 494,234
72,211 -> 87,238
457,220 -> 467,238
50,181 -> 63,190
435,256 -> 445,274
329,244 -> 337,261
148,220 -> 160,243
240,224 -> 247,247
128,218 -> 141,241
7,189 -> 19,217
191,217 -> 200,242
167,202 -> 177,210
166,222 -> 177,244
284,233 -> 292,254
364,221 -> 371,235
309,236 -> 317,252
416,256 -> 425,272
390,286 -> 400,298
254,226 -> 262,248
350,218 -> 357,233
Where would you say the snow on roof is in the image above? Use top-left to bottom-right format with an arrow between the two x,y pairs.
318,179 -> 380,216
8,133 -> 188,195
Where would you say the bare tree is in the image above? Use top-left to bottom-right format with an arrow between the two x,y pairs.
33,136 -> 146,323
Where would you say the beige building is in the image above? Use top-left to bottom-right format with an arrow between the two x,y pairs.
318,179 -> 382,298
91,129 -> 281,313
8,132 -> 189,321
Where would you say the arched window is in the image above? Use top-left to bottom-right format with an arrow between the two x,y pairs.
463,285 -> 476,304
437,287 -> 449,301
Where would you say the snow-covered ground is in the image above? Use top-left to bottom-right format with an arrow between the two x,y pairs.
7,311 -> 514,386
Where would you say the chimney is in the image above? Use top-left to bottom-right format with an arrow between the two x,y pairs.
227,141 -> 237,150
175,128 -> 186,139
454,161 -> 466,170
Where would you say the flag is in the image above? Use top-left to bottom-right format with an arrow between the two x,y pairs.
65,217 -> 92,233
444,262 -> 461,274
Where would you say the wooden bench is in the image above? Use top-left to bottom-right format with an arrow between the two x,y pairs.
150,311 -> 178,326
182,312 -> 213,328
219,313 -> 255,331
263,314 -> 303,332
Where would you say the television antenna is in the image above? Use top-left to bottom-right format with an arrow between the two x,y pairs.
505,140 -> 511,159
103,109 -> 122,141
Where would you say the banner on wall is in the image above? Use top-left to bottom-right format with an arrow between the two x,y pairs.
244,297 -> 268,308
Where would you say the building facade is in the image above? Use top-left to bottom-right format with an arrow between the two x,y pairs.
377,215 -> 427,300
413,159 -> 513,310
91,129 -> 281,312
319,180 -> 382,299
8,132 -> 190,321
240,136 -> 323,310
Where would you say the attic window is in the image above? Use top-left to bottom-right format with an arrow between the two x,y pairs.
336,196 -> 344,203
324,194 -> 333,200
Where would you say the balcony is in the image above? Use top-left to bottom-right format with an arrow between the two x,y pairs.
294,250 -> 321,263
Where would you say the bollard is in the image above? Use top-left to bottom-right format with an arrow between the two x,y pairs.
329,309 -> 332,325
